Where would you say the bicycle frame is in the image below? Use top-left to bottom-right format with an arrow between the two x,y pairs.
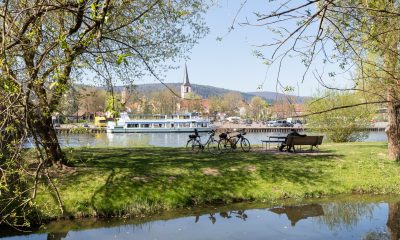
225,131 -> 245,147
188,130 -> 216,149
197,132 -> 215,146
217,129 -> 250,153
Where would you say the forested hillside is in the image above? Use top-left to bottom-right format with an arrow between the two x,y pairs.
129,83 -> 309,103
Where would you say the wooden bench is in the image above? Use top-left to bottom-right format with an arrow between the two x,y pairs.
285,136 -> 323,152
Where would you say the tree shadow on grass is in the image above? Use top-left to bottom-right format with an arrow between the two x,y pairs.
58,147 -> 348,215
90,168 -> 116,215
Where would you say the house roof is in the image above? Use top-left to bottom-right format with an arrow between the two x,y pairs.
273,103 -> 305,113
179,99 -> 209,109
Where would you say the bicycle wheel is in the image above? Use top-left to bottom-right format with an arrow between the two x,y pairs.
218,138 -> 230,153
207,139 -> 220,154
186,139 -> 201,153
240,138 -> 251,152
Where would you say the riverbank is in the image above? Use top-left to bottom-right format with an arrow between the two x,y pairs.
33,142 -> 400,222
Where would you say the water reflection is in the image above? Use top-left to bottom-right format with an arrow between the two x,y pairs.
47,232 -> 68,240
387,202 -> 400,240
318,202 -> 375,231
270,204 -> 324,226
195,210 -> 248,224
4,200 -> 400,240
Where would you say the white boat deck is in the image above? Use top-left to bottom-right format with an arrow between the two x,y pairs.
107,113 -> 213,133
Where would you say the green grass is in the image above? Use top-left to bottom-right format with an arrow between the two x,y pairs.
34,142 -> 400,220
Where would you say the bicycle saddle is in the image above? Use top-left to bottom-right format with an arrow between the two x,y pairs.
219,133 -> 228,139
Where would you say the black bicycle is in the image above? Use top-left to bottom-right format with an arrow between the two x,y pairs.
218,129 -> 251,153
186,129 -> 219,154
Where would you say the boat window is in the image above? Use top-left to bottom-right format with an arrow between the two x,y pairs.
153,123 -> 164,128
141,124 -> 150,128
127,123 -> 139,128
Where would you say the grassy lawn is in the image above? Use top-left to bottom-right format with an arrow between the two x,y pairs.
34,142 -> 400,219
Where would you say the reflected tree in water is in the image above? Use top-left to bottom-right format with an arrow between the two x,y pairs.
387,202 -> 400,240
362,202 -> 400,240
47,232 -> 68,240
318,203 -> 375,231
363,230 -> 389,240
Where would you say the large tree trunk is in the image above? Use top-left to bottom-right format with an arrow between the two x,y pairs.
32,112 -> 66,166
386,89 -> 400,161
383,7 -> 400,161
41,115 -> 65,165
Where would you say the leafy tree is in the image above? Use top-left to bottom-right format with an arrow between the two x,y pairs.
238,1 -> 400,159
306,91 -> 374,142
0,0 -> 208,226
0,0 -> 208,165
208,96 -> 224,115
185,92 -> 204,113
0,89 -> 32,226
58,85 -> 107,122
105,93 -> 124,117
150,89 -> 179,114
73,86 -> 107,121
249,96 -> 268,121
207,92 -> 245,116
58,85 -> 80,118
79,87 -> 107,115
222,92 -> 244,116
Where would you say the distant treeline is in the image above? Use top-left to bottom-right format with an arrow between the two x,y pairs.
100,83 -> 309,103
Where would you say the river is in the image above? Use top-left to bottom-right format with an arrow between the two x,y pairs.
2,195 -> 400,239
23,131 -> 387,148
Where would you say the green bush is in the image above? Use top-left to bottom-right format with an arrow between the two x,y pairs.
306,91 -> 374,142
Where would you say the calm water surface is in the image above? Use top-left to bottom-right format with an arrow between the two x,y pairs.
2,196 -> 400,239
23,131 -> 388,148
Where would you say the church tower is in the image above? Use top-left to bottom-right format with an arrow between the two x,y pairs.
181,63 -> 192,99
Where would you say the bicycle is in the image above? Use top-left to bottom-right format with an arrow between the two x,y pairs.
218,129 -> 251,153
186,129 -> 219,154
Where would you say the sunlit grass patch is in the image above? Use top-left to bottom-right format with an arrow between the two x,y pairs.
34,142 -> 400,220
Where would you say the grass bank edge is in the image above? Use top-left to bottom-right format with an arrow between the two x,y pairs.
33,142 -> 400,222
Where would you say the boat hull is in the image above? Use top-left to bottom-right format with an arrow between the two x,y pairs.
106,127 -> 213,133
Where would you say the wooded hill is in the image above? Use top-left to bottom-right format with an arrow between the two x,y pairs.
109,83 -> 309,103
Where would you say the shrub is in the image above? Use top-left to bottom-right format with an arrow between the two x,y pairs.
306,91 -> 374,142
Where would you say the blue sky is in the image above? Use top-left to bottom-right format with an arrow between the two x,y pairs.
136,1 -> 352,96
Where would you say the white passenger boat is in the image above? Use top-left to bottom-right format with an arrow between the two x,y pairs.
107,112 -> 213,133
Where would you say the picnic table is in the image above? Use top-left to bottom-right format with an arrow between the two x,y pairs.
261,136 -> 286,150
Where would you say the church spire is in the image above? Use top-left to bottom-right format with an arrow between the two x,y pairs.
183,63 -> 191,86
181,63 -> 192,99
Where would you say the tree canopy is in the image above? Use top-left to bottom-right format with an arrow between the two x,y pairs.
0,0 -> 209,226
238,0 -> 400,159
